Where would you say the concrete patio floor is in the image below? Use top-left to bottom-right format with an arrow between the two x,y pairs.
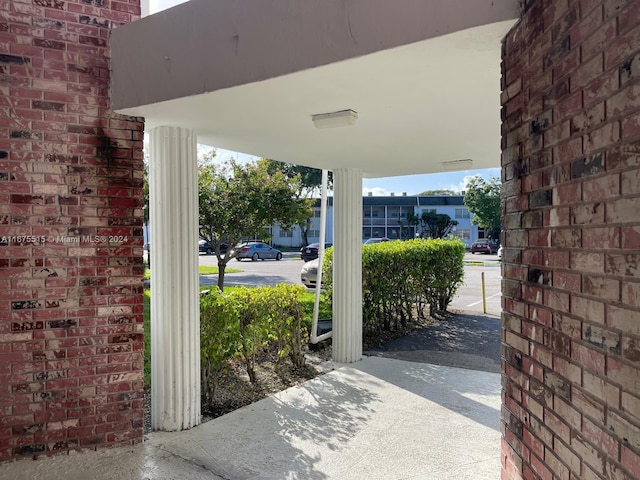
0,355 -> 501,480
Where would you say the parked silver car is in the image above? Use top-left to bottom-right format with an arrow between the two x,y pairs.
232,242 -> 283,261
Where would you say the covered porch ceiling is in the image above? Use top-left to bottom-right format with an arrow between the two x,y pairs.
111,0 -> 519,178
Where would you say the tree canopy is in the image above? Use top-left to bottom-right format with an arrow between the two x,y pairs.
259,159 -> 332,246
406,211 -> 458,239
463,176 -> 502,240
199,159 -> 312,290
417,189 -> 459,196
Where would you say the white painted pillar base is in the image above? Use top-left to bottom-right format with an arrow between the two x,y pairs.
149,126 -> 201,430
332,168 -> 363,363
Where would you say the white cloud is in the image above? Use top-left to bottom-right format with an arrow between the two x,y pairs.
457,174 -> 481,192
362,186 -> 393,196
444,170 -> 500,193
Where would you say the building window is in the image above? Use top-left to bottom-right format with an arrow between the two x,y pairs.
313,209 -> 321,217
422,208 -> 436,214
279,230 -> 293,238
456,229 -> 470,240
388,229 -> 400,239
308,229 -> 320,238
455,208 -> 470,219
388,207 -> 401,218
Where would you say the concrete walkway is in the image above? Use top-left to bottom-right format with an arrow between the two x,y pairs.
1,314 -> 502,480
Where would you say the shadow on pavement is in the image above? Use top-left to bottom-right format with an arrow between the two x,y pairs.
365,312 -> 502,374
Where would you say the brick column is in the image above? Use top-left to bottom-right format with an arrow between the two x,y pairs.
0,1 -> 144,462
501,0 -> 640,478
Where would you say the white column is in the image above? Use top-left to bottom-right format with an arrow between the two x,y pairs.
332,168 -> 363,363
149,126 -> 200,430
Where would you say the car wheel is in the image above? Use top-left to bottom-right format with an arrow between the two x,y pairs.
276,252 -> 282,261
236,257 -> 242,262
207,248 -> 213,255
252,253 -> 259,261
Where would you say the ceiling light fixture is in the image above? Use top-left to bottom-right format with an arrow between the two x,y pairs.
312,109 -> 358,129
442,159 -> 473,171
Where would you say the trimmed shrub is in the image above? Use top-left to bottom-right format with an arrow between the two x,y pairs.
232,288 -> 272,383
200,290 -> 242,403
322,238 -> 465,334
411,238 -> 466,314
264,284 -> 309,369
200,284 -> 309,401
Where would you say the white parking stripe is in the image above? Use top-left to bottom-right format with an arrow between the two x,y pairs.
466,292 -> 502,307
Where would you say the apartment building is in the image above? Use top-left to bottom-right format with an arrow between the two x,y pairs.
272,194 -> 482,247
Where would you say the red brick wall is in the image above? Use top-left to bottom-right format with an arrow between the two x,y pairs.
0,1 -> 144,461
501,0 -> 640,478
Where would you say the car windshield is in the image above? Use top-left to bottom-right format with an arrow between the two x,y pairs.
364,238 -> 388,244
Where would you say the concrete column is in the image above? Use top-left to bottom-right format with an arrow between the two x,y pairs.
332,168 -> 363,363
149,126 -> 201,430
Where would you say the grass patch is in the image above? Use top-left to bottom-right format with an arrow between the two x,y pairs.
199,265 -> 242,275
298,290 -> 333,323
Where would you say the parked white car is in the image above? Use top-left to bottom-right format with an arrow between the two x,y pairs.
300,258 -> 320,289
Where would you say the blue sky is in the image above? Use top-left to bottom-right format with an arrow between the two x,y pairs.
361,169 -> 501,196
214,148 -> 500,196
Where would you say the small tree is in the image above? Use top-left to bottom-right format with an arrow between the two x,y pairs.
260,159 -> 332,246
420,212 -> 458,239
405,212 -> 420,239
463,176 -> 502,240
199,159 -> 311,290
408,211 -> 457,239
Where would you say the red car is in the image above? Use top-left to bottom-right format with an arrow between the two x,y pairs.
470,239 -> 499,254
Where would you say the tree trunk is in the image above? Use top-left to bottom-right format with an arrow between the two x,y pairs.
217,261 -> 226,291
299,222 -> 309,246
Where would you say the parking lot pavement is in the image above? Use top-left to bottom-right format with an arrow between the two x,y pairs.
199,252 -> 305,287
445,252 -> 502,316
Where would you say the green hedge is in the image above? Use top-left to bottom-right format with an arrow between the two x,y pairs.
322,238 -> 465,334
199,284 -> 308,406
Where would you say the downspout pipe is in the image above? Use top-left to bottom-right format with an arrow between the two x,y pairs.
310,169 -> 332,344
